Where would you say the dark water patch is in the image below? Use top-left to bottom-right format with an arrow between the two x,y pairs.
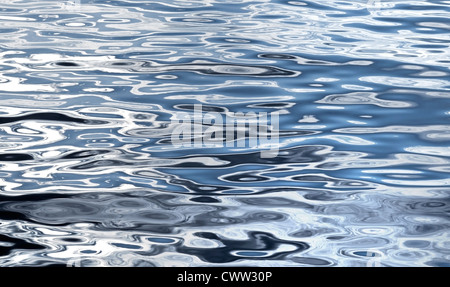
110,61 -> 135,66
411,224 -> 446,235
403,240 -> 430,248
327,236 -> 347,241
54,61 -> 80,67
0,210 -> 30,222
60,237 -> 84,243
0,234 -> 45,257
147,237 -> 176,244
0,193 -> 70,203
174,104 -> 228,113
62,150 -> 110,159
189,196 -> 221,203
0,113 -> 107,125
178,232 -> 309,263
0,153 -> 33,161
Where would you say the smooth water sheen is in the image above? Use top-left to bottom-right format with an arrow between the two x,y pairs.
0,0 -> 449,267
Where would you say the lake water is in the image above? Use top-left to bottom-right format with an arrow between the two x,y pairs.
0,0 -> 449,267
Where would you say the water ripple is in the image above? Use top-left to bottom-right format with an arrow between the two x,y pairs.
0,0 -> 449,267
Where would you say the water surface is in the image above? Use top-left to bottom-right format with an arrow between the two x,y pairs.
0,0 -> 449,267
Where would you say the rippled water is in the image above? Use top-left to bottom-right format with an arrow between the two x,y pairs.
0,0 -> 449,267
